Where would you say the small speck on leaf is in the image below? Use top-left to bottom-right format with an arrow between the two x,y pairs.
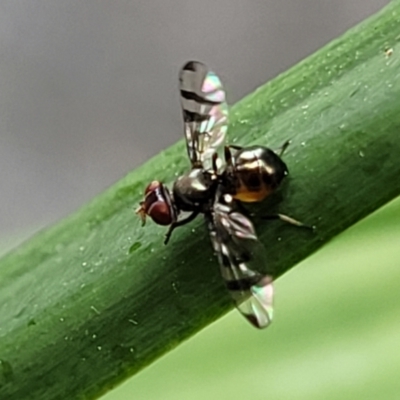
385,47 -> 393,57
91,305 -> 101,315
129,242 -> 142,254
349,87 -> 360,97
172,282 -> 179,293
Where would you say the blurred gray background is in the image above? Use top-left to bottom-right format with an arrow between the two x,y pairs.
0,0 -> 388,246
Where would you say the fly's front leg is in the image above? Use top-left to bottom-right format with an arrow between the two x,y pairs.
164,211 -> 200,245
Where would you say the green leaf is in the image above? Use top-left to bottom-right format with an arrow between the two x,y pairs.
104,197 -> 400,400
1,2 -> 400,399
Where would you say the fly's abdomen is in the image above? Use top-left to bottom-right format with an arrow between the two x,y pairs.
231,146 -> 288,203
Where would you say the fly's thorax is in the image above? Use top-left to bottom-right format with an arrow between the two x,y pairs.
230,146 -> 288,202
172,168 -> 215,211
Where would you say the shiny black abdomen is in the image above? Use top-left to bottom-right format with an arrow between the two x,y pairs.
227,146 -> 288,202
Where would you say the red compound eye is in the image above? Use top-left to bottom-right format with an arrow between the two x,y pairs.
138,181 -> 175,226
147,200 -> 173,225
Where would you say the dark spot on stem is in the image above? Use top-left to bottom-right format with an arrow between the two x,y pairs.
129,242 -> 142,254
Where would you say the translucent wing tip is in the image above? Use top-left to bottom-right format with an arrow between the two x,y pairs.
236,276 -> 274,329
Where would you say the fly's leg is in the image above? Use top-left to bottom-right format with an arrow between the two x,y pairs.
224,145 -> 243,167
230,196 -> 313,230
236,201 -> 314,231
164,211 -> 200,245
211,152 -> 219,176
275,139 -> 291,157
228,144 -> 243,151
232,201 -> 252,218
260,213 -> 315,230
135,203 -> 147,226
224,146 -> 234,167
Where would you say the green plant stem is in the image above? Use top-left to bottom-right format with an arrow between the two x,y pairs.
1,2 -> 400,399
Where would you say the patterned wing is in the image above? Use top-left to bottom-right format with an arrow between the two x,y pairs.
179,61 -> 228,171
207,200 -> 274,328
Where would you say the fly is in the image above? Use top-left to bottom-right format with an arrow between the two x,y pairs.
136,61 -> 309,328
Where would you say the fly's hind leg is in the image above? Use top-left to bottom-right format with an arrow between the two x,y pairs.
164,211 -> 200,245
260,213 -> 315,231
229,200 -> 313,230
228,144 -> 243,151
275,139 -> 291,157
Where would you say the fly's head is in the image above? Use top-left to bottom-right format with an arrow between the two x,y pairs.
136,181 -> 177,227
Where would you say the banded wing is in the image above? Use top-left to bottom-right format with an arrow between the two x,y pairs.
208,201 -> 274,328
179,61 -> 228,171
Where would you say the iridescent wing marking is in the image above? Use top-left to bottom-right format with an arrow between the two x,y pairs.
208,200 -> 274,328
179,61 -> 228,171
